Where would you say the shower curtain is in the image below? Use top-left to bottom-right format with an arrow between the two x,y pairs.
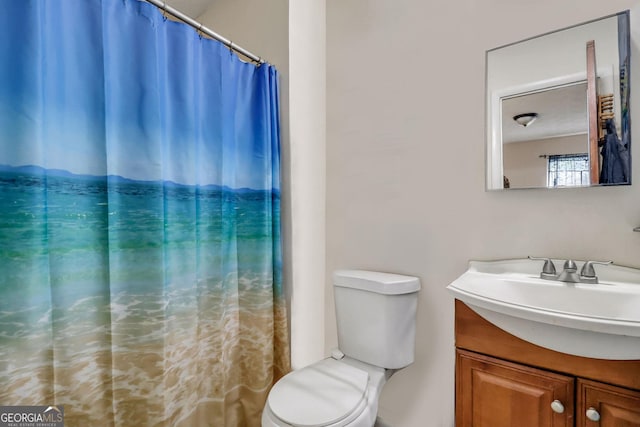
0,1 -> 290,426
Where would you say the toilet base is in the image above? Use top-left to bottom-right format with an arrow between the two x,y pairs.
373,416 -> 392,427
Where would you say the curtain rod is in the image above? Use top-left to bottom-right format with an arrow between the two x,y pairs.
143,0 -> 265,65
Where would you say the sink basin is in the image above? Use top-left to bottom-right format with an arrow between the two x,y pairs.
447,259 -> 640,360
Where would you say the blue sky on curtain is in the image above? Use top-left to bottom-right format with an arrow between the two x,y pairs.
0,0 -> 289,425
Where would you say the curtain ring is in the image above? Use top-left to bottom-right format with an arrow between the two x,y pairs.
197,23 -> 204,39
161,1 -> 168,21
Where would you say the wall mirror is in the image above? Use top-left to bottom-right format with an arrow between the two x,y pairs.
486,11 -> 630,190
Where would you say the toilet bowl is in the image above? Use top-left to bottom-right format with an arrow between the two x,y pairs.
261,357 -> 387,427
262,270 -> 420,427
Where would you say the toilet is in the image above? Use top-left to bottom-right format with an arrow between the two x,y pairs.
262,270 -> 421,427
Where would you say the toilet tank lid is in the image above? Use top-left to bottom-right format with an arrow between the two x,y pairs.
333,270 -> 421,295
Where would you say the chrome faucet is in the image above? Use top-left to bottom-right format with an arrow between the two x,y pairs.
528,257 -> 612,284
556,260 -> 580,283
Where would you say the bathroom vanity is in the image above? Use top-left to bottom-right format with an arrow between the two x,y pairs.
447,258 -> 640,426
454,300 -> 640,427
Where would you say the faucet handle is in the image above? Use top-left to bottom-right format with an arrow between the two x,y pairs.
528,256 -> 557,278
580,260 -> 613,279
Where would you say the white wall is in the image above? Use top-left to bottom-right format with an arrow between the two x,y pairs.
327,1 -> 640,426
199,0 -> 327,370
287,0 -> 327,368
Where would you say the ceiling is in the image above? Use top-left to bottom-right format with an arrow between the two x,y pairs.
501,82 -> 588,144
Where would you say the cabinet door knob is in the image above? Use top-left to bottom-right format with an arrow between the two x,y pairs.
586,407 -> 600,421
550,400 -> 565,414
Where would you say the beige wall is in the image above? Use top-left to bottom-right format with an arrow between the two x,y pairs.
327,1 -> 640,426
503,134 -> 588,188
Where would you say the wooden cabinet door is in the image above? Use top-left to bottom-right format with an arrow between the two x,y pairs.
577,379 -> 640,427
456,350 -> 574,427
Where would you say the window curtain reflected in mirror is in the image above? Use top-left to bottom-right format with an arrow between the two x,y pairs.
0,1 -> 290,425
547,154 -> 590,187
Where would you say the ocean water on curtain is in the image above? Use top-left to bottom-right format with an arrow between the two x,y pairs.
0,167 -> 283,426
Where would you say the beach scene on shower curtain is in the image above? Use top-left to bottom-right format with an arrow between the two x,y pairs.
0,1 -> 289,426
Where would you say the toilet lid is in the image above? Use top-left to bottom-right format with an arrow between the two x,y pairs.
268,358 -> 369,427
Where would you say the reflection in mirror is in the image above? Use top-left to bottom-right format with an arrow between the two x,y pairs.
503,83 -> 588,188
486,11 -> 630,190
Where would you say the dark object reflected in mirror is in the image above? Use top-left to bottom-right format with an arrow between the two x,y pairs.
486,11 -> 630,190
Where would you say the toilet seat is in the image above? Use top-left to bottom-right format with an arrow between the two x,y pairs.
267,358 -> 370,427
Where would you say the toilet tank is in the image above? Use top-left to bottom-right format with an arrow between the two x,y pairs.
333,270 -> 421,369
